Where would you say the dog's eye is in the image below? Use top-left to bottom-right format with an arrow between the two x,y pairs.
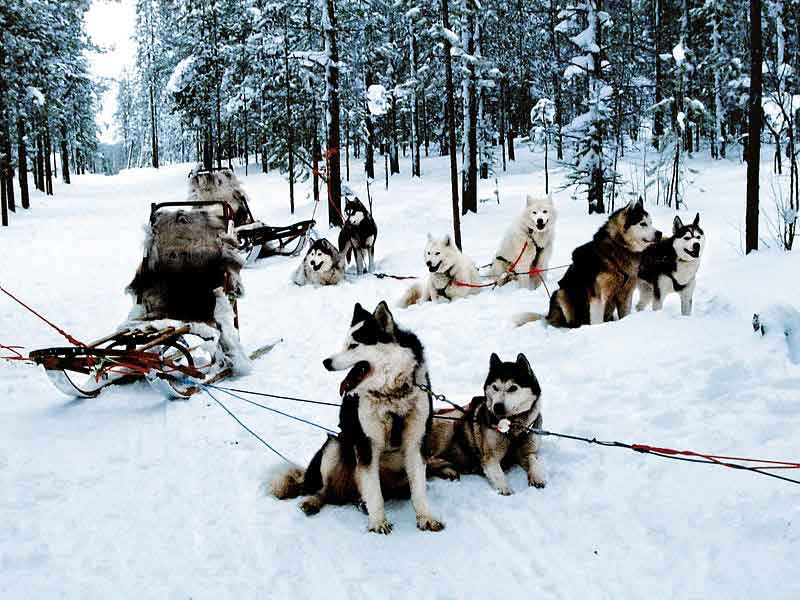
542,210 -> 548,214
492,384 -> 499,392
348,343 -> 358,350
684,236 -> 691,240
508,385 -> 518,393
435,252 -> 440,256
640,222 -> 648,227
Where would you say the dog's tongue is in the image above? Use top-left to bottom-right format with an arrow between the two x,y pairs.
340,361 -> 372,396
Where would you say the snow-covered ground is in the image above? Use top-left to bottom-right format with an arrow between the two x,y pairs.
1,148 -> 798,599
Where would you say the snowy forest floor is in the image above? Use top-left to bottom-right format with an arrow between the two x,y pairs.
1,147 -> 798,599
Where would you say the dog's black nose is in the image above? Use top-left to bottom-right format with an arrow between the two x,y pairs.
692,242 -> 700,253
537,219 -> 545,227
493,403 -> 506,416
323,358 -> 334,371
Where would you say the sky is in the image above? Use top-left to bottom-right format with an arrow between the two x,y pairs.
85,0 -> 137,145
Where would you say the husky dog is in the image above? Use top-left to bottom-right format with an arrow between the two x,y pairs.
636,213 -> 705,316
188,165 -> 252,226
127,208 -> 244,323
428,353 -> 545,495
270,302 -> 444,534
338,197 -> 377,274
398,234 -> 482,307
514,198 -> 661,328
292,238 -> 346,286
492,193 -> 557,289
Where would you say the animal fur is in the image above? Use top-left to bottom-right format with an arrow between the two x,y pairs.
269,302 -> 444,534
188,165 -> 252,226
427,353 -> 545,495
636,213 -> 705,316
492,193 -> 557,289
338,197 -> 378,274
292,238 -> 346,286
126,208 -> 244,323
398,234 -> 482,307
514,198 -> 661,328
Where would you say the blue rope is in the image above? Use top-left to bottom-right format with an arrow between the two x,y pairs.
206,384 -> 338,435
203,387 -> 292,463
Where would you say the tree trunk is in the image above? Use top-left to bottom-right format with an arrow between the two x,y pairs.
442,0 -> 462,249
653,0 -> 664,147
17,114 -> 29,209
461,0 -> 478,215
44,123 -> 53,196
549,0 -> 564,159
60,124 -> 71,184
745,0 -> 762,254
323,0 -> 343,226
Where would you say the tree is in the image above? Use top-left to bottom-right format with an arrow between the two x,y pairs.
746,0 -> 763,254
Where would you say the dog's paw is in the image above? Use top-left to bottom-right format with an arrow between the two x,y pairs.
441,467 -> 460,481
528,477 -> 546,489
299,497 -> 322,516
496,486 -> 513,496
416,515 -> 445,532
368,519 -> 393,535
496,271 -> 515,287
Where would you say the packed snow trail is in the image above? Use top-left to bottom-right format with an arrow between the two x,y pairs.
1,149 -> 798,599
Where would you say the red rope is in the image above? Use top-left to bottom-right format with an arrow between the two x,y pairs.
0,284 -> 85,347
631,444 -> 800,470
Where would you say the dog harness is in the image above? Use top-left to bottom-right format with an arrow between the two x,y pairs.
432,267 -> 456,300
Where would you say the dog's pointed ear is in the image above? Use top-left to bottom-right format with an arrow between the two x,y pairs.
693,212 -> 700,227
673,215 -> 684,234
516,353 -> 533,376
443,234 -> 452,246
489,353 -> 502,371
352,302 -> 371,326
373,301 -> 395,334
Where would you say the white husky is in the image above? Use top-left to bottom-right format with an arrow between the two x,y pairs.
398,234 -> 482,307
492,193 -> 557,289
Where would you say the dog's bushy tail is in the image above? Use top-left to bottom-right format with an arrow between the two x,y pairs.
269,465 -> 306,499
397,283 -> 423,308
512,312 -> 545,327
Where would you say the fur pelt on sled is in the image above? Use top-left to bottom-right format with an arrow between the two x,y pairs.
126,208 -> 245,324
187,165 -> 251,226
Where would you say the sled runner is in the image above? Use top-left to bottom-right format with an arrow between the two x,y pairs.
29,199 -> 275,400
189,166 -> 316,265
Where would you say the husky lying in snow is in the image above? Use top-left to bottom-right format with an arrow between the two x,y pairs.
270,302 -> 444,534
338,197 -> 377,274
428,353 -> 545,495
514,197 -> 661,328
188,165 -> 251,226
636,213 -> 705,316
292,238 -> 346,286
398,234 -> 482,307
492,193 -> 557,289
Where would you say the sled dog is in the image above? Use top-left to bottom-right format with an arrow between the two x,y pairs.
492,193 -> 557,289
188,165 -> 251,226
338,197 -> 377,274
427,353 -> 545,495
292,238 -> 346,286
398,234 -> 482,307
270,301 -> 444,534
636,213 -> 705,316
514,198 -> 661,328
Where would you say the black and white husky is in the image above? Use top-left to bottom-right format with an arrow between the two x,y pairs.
292,238 -> 345,286
270,301 -> 444,534
636,213 -> 705,316
428,353 -> 545,495
338,197 -> 377,274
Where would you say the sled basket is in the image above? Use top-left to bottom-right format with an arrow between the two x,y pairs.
236,219 -> 317,264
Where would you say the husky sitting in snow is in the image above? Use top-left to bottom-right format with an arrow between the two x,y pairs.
270,302 -> 444,534
338,197 -> 377,274
188,165 -> 251,227
428,353 -> 545,495
292,238 -> 346,286
636,213 -> 705,316
492,193 -> 557,289
398,234 -> 482,307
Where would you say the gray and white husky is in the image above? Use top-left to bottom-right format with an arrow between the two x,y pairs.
636,213 -> 705,316
270,301 -> 444,534
492,193 -> 557,289
428,353 -> 545,495
292,238 -> 346,286
338,197 -> 378,274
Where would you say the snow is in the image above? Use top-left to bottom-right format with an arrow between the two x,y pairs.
166,56 -> 195,93
1,148 -> 799,599
366,84 -> 390,116
673,40 -> 686,64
